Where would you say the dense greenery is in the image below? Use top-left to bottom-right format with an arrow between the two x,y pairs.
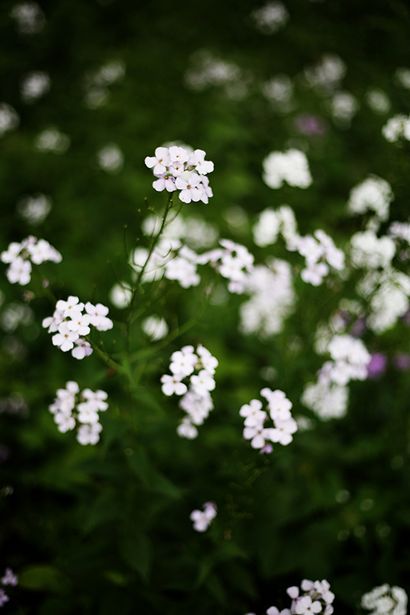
0,1 -> 409,613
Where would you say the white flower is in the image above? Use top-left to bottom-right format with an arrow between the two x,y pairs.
35,127 -> 70,153
6,257 -> 31,285
350,231 -> 396,269
110,282 -> 132,308
190,502 -> 217,532
97,143 -> 123,172
67,313 -> 91,336
85,302 -> 113,331
383,114 -> 410,143
161,374 -> 188,397
177,417 -> 198,439
330,91 -> 358,124
348,176 -> 393,221
1,568 -> 18,587
142,316 -> 168,341
52,321 -> 79,352
190,369 -> 216,394
21,71 -> 50,102
18,194 -> 51,225
0,103 -> 19,136
170,346 -> 198,378
11,2 -> 45,34
252,1 -> 288,34
304,54 -> 345,91
263,149 -> 312,189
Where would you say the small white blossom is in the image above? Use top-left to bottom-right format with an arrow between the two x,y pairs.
21,71 -> 50,102
190,502 -> 217,532
35,127 -> 70,153
109,282 -> 132,308
97,143 -> 124,172
348,176 -> 393,222
142,316 -> 168,341
252,2 -> 288,34
0,103 -> 19,137
17,194 -> 51,225
382,114 -> 410,143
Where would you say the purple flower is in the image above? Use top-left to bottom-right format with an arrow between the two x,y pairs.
0,589 -> 9,607
393,353 -> 410,371
367,353 -> 387,378
294,114 -> 326,136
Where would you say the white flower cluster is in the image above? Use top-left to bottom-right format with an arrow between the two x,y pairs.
161,344 -> 218,439
49,381 -> 108,445
293,230 -> 345,286
200,239 -> 254,294
350,231 -> 396,269
322,334 -> 370,386
42,296 -> 113,359
361,584 -> 407,615
358,268 -> 410,332
21,71 -> 50,102
145,145 -> 214,204
263,149 -> 312,189
190,502 -> 217,532
302,334 -> 369,420
383,114 -> 410,143
301,379 -> 349,420
348,176 -> 393,222
0,103 -> 19,137
240,259 -> 295,337
267,579 -> 334,615
253,206 -> 344,286
1,236 -> 62,285
17,194 -> 51,225
252,2 -> 288,34
240,388 -> 297,451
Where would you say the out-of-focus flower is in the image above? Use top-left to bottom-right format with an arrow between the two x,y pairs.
304,54 -> 346,91
21,71 -> 50,102
10,2 -> 45,34
383,114 -> 410,142
348,176 -> 393,222
1,236 -> 62,285
251,2 -> 288,34
366,89 -> 391,114
142,316 -> 168,340
97,144 -> 124,172
35,127 -> 70,153
367,353 -> 387,378
361,584 -> 407,615
0,103 -> 19,137
330,91 -> 358,124
110,282 -> 132,308
17,194 -> 51,225
294,114 -> 326,136
393,353 -> 410,371
190,502 -> 217,532
263,149 -> 312,189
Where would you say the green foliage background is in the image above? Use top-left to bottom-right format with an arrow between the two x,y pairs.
0,0 -> 409,613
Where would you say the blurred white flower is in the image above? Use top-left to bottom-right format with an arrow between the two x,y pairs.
190,502 -> 217,532
21,71 -> 50,102
252,2 -> 289,34
366,89 -> 391,114
348,176 -> 393,222
35,127 -> 70,153
263,149 -> 312,189
382,114 -> 410,142
97,144 -> 124,172
0,103 -> 19,137
110,282 -> 132,308
350,231 -> 395,269
17,194 -> 51,225
10,2 -> 45,34
142,316 -> 168,341
1,236 -> 61,285
361,584 -> 407,615
330,91 -> 358,124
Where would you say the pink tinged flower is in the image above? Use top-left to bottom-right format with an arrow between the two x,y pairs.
169,145 -> 189,165
1,568 -> 18,586
1,242 -> 22,263
177,418 -> 198,439
67,313 -> 91,336
190,149 -> 214,174
367,352 -> 387,378
57,295 -> 84,317
0,589 -> 9,607
71,339 -> 93,360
